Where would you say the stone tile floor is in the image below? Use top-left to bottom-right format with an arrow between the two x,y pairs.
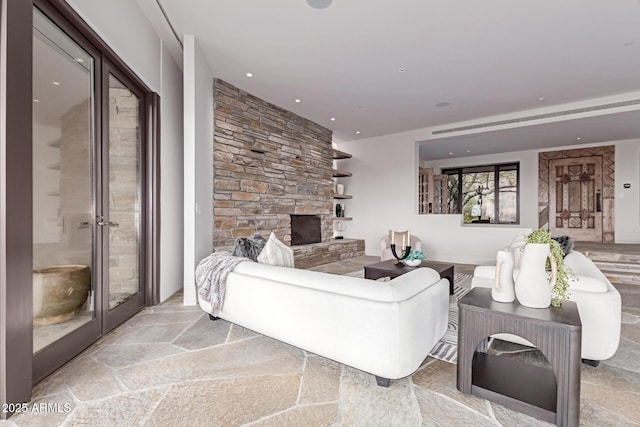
2,256 -> 639,426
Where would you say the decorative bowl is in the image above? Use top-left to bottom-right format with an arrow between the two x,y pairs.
404,259 -> 422,267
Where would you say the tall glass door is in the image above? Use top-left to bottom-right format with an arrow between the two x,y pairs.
102,69 -> 145,331
32,7 -> 99,366
32,5 -> 147,382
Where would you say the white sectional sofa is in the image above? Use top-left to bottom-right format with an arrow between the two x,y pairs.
472,249 -> 621,363
197,261 -> 449,385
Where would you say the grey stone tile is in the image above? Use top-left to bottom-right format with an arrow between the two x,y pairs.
49,355 -> 125,402
490,402 -> 552,426
582,362 -> 640,394
602,337 -> 640,373
92,343 -> 185,368
415,388 -> 495,427
172,316 -> 231,350
581,381 -> 640,424
616,284 -> 640,314
64,387 -> 167,426
622,312 -> 640,324
299,354 -> 342,404
123,310 -> 203,328
116,335 -> 304,390
106,322 -> 192,345
227,323 -> 260,342
340,366 -> 421,427
144,375 -> 300,426
622,322 -> 640,345
412,359 -> 490,416
248,402 -> 339,426
579,399 -> 640,427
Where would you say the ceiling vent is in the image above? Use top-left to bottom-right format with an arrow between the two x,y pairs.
432,99 -> 640,135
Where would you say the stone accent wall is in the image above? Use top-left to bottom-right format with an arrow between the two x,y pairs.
293,239 -> 365,269
538,145 -> 615,242
213,79 -> 334,250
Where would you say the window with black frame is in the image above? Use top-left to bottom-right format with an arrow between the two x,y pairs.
442,162 -> 520,224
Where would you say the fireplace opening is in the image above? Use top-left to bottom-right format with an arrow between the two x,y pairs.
290,215 -> 321,246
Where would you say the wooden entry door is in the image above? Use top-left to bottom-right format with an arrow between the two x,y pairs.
549,156 -> 603,241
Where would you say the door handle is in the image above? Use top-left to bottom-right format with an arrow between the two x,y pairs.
78,221 -> 91,228
596,190 -> 602,212
97,220 -> 109,226
108,222 -> 119,227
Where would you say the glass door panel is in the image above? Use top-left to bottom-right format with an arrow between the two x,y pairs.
32,8 -> 96,353
107,74 -> 142,311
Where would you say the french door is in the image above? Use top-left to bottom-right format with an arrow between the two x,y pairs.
32,4 -> 148,382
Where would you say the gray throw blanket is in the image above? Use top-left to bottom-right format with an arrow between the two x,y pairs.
195,252 -> 248,316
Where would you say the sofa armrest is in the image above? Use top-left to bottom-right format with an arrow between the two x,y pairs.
569,287 -> 621,360
473,265 -> 496,280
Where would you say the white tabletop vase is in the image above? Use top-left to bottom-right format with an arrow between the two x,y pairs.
514,243 -> 557,308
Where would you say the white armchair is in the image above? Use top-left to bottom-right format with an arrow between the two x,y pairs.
380,234 -> 422,261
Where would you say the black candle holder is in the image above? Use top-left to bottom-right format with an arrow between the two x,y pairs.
390,244 -> 411,267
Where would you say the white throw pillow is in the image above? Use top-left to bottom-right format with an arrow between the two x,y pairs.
257,232 -> 295,267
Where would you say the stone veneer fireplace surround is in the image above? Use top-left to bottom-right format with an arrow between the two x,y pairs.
213,79 -> 334,251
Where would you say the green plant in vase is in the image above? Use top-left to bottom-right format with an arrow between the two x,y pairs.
524,229 -> 574,306
403,250 -> 425,266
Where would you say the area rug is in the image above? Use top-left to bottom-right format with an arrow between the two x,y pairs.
349,269 -> 472,364
429,275 -> 472,364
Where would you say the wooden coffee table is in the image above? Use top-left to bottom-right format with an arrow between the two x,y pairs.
364,259 -> 455,294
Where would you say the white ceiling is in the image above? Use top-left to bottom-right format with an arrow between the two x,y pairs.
156,0 -> 640,154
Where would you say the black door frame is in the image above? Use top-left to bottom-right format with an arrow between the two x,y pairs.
1,0 -> 160,413
1,0 -> 35,417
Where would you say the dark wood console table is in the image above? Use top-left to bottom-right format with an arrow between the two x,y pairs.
364,259 -> 454,294
456,288 -> 582,427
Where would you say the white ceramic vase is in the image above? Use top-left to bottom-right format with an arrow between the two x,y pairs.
491,250 -> 515,303
514,243 -> 557,308
336,184 -> 345,195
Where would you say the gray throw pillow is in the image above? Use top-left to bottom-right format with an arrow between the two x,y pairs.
232,234 -> 266,261
552,235 -> 574,257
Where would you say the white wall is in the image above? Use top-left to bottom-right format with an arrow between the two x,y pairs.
66,0 -> 161,92
340,134 -> 640,265
65,0 -> 185,301
614,139 -> 640,242
183,36 -> 214,305
339,131 -> 531,265
159,42 -> 184,301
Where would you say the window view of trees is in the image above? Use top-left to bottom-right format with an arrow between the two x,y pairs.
443,163 -> 519,224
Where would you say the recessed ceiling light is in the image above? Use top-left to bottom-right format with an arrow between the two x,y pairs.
295,99 -> 301,103
448,152 -> 453,156
356,131 -> 361,134
33,99 -> 40,103
466,150 -> 471,153
307,0 -> 332,9
52,81 -> 60,86
246,72 -> 253,77
398,68 -> 406,73
538,97 -> 545,101
435,102 -> 451,108
330,117 -> 336,121
576,137 -> 582,140
75,57 -> 84,63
